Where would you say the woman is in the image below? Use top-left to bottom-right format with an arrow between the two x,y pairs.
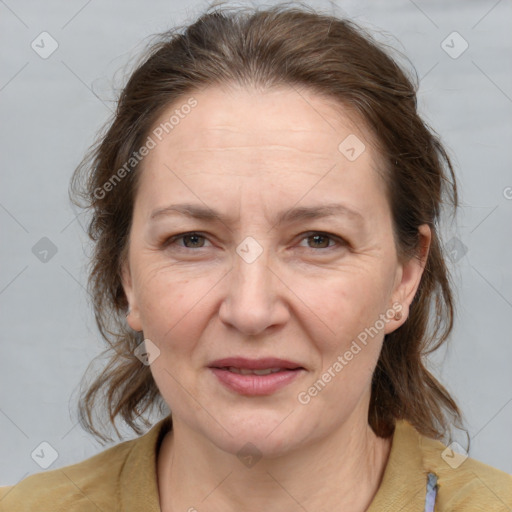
1,4 -> 511,511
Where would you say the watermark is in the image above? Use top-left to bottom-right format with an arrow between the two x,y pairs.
31,31 -> 59,59
338,134 -> 366,161
445,236 -> 468,264
503,186 -> 512,200
93,97 -> 198,200
32,236 -> 58,263
134,338 -> 161,365
441,31 -> 469,60
151,96 -> 198,141
297,302 -> 402,405
31,441 -> 59,469
441,441 -> 468,469
236,236 -> 264,264
237,442 -> 263,468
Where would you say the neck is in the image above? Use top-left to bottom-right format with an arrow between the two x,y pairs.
157,412 -> 392,512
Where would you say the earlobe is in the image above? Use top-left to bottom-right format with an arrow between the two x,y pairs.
125,309 -> 143,332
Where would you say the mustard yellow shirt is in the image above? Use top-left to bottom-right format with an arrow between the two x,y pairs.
1,417 -> 511,511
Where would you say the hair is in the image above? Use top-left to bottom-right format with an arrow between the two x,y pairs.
70,1 -> 465,445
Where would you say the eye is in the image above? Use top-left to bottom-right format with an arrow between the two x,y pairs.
162,231 -> 346,252
298,231 -> 345,250
163,232 -> 211,249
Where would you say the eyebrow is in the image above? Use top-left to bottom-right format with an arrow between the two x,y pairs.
149,202 -> 365,227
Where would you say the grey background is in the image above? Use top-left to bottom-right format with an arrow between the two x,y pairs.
1,0 -> 511,487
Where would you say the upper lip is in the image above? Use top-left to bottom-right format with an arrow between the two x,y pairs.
208,357 -> 304,370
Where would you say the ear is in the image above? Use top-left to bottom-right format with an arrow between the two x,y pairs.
384,224 -> 431,334
121,258 -> 143,332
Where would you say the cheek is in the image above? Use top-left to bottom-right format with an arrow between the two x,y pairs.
134,263 -> 215,337
140,271 -> 208,406
288,266 -> 391,348
289,270 -> 391,406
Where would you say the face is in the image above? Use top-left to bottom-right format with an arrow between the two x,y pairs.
122,85 -> 430,456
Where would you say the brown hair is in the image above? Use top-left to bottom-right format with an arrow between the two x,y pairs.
70,2 -> 465,444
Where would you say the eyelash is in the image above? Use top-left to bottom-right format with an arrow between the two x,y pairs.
162,231 -> 346,252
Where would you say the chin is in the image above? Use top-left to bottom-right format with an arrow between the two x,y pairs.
215,432 -> 298,460
201,409 -> 309,459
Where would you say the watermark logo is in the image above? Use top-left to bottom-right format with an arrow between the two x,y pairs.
32,237 -> 58,263
236,236 -> 264,264
441,31 -> 469,59
445,236 -> 468,264
31,32 -> 59,59
31,441 -> 59,469
338,134 -> 366,161
237,442 -> 262,468
134,338 -> 161,365
441,441 -> 468,469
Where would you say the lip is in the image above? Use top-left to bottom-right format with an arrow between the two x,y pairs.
208,357 -> 303,370
208,357 -> 305,396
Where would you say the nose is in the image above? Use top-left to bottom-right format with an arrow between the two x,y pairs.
218,243 -> 289,336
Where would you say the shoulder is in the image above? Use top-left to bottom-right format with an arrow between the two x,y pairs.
0,437 -> 135,512
369,420 -> 512,512
0,416 -> 171,512
415,424 -> 512,510
371,420 -> 512,511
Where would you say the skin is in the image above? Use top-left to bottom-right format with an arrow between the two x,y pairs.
122,84 -> 431,512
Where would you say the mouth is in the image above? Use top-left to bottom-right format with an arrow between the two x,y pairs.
208,357 -> 305,396
221,366 -> 296,375
208,357 -> 304,371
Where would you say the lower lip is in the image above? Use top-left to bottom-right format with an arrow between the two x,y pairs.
209,368 -> 304,396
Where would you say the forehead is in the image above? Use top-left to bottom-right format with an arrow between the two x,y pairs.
151,85 -> 370,156
135,85 -> 388,220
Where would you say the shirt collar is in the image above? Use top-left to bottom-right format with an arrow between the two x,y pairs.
120,415 -> 172,512
367,419 -> 430,511
119,416 -> 428,511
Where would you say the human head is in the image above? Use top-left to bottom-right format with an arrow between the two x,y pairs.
71,2 -> 461,444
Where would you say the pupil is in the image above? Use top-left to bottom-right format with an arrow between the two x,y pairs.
185,234 -> 202,247
311,235 -> 327,248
